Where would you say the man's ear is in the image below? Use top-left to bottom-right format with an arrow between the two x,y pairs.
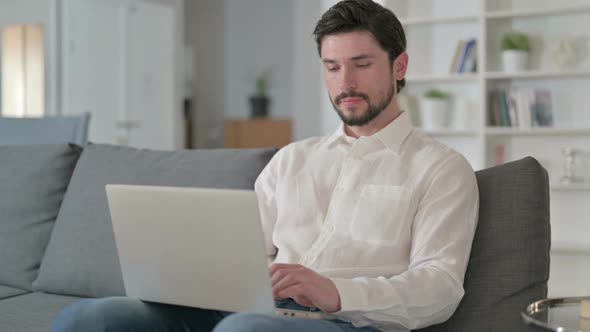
393,52 -> 409,80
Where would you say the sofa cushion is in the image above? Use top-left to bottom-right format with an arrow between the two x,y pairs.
34,144 -> 277,298
417,157 -> 550,332
0,285 -> 28,300
0,145 -> 81,290
0,292 -> 82,331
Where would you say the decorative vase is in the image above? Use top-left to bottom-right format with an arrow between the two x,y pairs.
502,50 -> 528,72
249,95 -> 269,118
419,98 -> 449,130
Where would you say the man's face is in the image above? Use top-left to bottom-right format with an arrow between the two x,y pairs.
321,31 -> 397,127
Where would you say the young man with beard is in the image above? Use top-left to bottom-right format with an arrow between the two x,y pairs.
52,0 -> 478,331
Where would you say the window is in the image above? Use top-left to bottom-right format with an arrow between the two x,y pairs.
1,24 -> 44,117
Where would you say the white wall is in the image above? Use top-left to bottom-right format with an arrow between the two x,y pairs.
224,0 -> 293,122
0,1 -> 51,30
291,1 -> 323,140
185,0 -> 225,148
320,0 -> 344,135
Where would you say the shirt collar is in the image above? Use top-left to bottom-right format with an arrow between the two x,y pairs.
326,111 -> 414,154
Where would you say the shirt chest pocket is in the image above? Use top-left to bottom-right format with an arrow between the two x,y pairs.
349,185 -> 413,246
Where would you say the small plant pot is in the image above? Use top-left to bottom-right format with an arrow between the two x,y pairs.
249,95 -> 270,118
502,50 -> 528,72
420,98 -> 449,130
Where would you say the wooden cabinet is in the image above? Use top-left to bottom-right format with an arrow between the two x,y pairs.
224,118 -> 292,148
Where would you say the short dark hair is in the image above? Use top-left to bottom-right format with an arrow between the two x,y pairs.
313,0 -> 407,92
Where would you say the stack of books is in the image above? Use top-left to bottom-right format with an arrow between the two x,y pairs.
488,89 -> 553,128
449,38 -> 477,73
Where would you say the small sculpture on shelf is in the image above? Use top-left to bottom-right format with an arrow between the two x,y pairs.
551,36 -> 588,70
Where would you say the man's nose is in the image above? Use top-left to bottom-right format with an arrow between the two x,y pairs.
339,68 -> 356,90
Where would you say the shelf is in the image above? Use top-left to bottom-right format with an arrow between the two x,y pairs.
486,127 -> 590,136
406,73 -> 478,83
551,242 -> 590,255
381,1 -> 590,281
486,5 -> 590,20
551,183 -> 590,192
401,15 -> 478,26
418,128 -> 478,137
486,69 -> 590,80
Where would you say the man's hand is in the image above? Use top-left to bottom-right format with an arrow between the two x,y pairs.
270,263 -> 341,313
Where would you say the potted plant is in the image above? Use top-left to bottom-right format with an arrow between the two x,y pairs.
420,89 -> 450,130
249,71 -> 270,118
501,32 -> 531,72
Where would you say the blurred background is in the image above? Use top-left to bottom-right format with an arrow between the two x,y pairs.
0,0 -> 326,151
1,0 -> 589,298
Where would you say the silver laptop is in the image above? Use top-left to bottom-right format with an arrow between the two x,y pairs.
105,184 -> 332,320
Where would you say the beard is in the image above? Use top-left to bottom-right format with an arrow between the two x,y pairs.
331,79 -> 396,127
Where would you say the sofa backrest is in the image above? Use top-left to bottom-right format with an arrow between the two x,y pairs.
0,114 -> 90,146
0,145 -> 81,290
418,157 -> 550,332
33,144 -> 277,298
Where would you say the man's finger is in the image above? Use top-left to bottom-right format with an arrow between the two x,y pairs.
269,265 -> 305,285
272,271 -> 303,297
270,266 -> 292,286
293,295 -> 314,307
277,282 -> 308,300
269,263 -> 302,276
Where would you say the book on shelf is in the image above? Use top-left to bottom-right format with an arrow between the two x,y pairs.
449,38 -> 477,74
532,90 -> 553,127
449,40 -> 466,73
499,90 -> 512,127
487,89 -> 553,128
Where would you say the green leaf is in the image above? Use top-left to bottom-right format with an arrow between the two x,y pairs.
501,32 -> 530,52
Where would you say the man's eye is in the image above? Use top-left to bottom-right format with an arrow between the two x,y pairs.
327,67 -> 340,72
357,63 -> 371,68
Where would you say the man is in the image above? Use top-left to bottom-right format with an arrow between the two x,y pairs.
52,0 -> 478,331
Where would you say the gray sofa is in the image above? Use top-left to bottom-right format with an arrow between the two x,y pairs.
0,143 -> 550,332
0,114 -> 90,146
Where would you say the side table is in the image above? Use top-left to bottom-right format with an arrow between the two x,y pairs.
522,297 -> 590,331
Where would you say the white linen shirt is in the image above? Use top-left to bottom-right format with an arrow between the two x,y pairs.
254,111 -> 479,331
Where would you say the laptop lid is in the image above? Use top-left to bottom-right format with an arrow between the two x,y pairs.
105,184 -> 275,314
